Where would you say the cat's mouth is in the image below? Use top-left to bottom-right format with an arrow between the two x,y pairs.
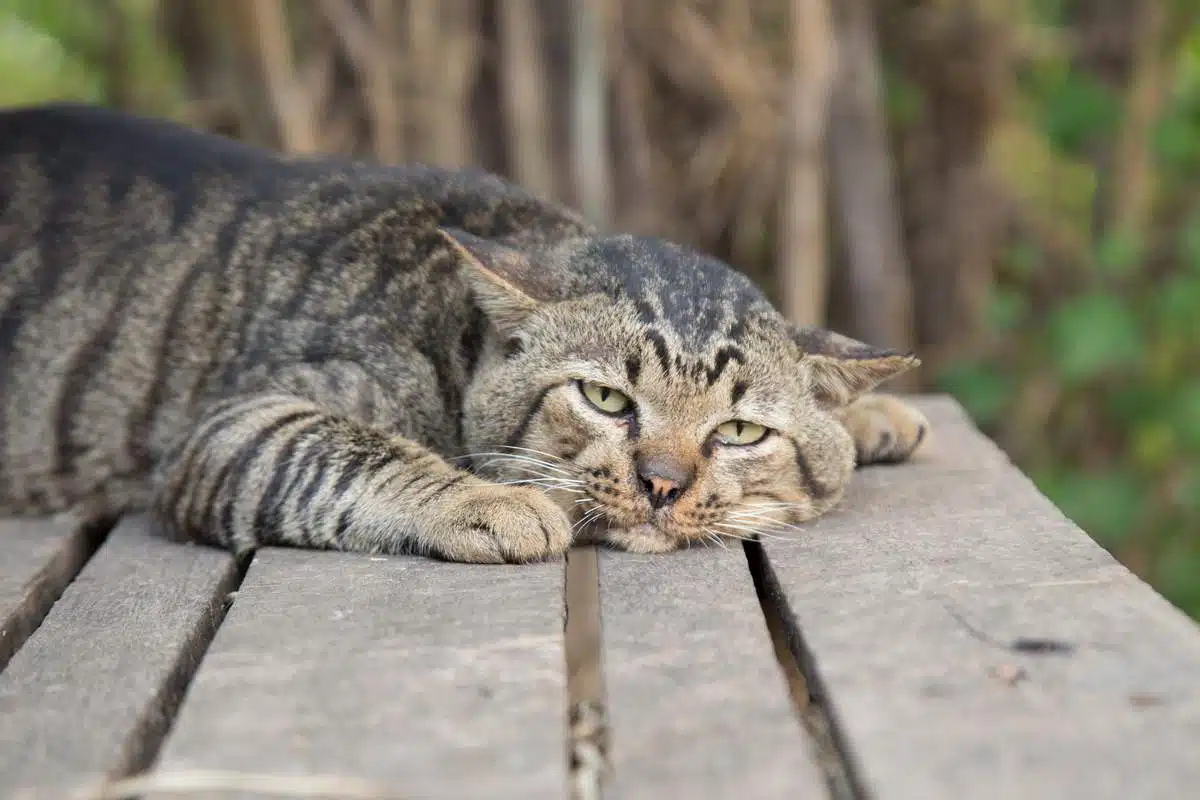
567,491 -> 692,550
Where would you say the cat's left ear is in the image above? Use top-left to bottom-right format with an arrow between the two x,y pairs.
792,325 -> 919,407
439,228 -> 555,333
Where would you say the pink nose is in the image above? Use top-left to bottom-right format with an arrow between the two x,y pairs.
636,455 -> 693,509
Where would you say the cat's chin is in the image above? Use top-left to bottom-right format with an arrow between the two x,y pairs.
581,524 -> 682,555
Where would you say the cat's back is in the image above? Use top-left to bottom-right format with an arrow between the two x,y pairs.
0,102 -> 290,197
0,104 -> 301,515
0,103 -> 298,303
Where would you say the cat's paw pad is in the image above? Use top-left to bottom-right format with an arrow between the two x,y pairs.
435,484 -> 571,564
843,394 -> 930,465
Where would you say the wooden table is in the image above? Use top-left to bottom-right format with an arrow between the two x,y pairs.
2,396 -> 1198,799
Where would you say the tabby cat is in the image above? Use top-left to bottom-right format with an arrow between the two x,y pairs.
0,103 -> 927,563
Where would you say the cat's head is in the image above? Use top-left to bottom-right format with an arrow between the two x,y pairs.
447,229 -> 917,553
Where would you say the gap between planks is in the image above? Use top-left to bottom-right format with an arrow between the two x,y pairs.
3,516 -> 251,800
564,546 -> 609,800
565,540 -> 836,800
0,514 -> 111,675
744,539 -> 864,800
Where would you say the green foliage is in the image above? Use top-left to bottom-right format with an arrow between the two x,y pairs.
935,9 -> 1200,620
0,0 -> 184,113
1047,292 -> 1144,381
1034,468 -> 1148,549
0,2 -> 105,105
937,361 -> 1016,428
1032,68 -> 1122,155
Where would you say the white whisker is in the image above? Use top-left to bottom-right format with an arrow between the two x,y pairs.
711,522 -> 792,542
495,477 -> 585,489
460,452 -> 575,477
485,444 -> 571,462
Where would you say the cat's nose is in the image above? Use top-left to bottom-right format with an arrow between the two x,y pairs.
636,454 -> 694,510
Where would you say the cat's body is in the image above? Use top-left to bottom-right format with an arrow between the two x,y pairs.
0,103 -> 926,562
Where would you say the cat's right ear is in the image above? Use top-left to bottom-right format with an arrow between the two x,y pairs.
791,325 -> 919,407
439,228 -> 549,333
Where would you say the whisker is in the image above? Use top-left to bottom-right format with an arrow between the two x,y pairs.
484,444 -> 571,463
710,522 -> 792,542
460,452 -> 576,477
572,506 -> 606,535
479,467 -> 581,486
730,503 -> 803,513
494,477 -> 585,489
730,518 -> 807,535
726,515 -> 803,530
707,525 -> 758,542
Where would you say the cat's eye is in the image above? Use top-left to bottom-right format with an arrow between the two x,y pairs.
715,420 -> 768,446
579,381 -> 631,415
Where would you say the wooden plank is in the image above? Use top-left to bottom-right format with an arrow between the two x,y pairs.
0,515 -> 95,672
598,546 -> 828,799
153,548 -> 568,799
0,515 -> 238,798
759,394 -> 1200,800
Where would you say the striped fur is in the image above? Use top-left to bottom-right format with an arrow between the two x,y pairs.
0,104 -> 925,562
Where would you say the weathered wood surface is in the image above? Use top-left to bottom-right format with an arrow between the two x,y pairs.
0,515 -> 237,798
598,546 -> 827,799
153,548 -> 568,799
760,395 -> 1200,800
0,515 -> 94,672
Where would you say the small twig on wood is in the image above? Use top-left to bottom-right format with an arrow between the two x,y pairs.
21,769 -> 406,800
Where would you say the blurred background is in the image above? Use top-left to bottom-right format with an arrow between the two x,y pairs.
0,0 -> 1197,618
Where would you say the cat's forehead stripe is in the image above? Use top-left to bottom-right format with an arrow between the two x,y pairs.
577,235 -> 769,348
624,355 -> 641,386
731,381 -> 748,405
644,329 -> 672,376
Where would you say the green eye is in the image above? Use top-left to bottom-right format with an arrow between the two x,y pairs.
579,381 -> 631,415
715,420 -> 768,446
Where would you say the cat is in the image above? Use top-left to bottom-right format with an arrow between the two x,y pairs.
0,103 -> 928,563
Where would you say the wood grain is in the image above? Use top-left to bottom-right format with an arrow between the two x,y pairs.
598,546 -> 828,799
153,548 -> 568,799
0,515 -> 238,798
0,515 -> 96,673
760,395 -> 1200,800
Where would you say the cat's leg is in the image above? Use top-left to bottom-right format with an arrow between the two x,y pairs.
838,394 -> 930,466
153,393 -> 571,562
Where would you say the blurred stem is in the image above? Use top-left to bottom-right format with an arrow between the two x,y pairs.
232,0 -> 319,153
497,0 -> 558,200
426,0 -> 479,168
778,0 -> 836,327
1106,0 -> 1167,242
99,0 -> 131,109
827,0 -> 916,363
570,0 -> 614,227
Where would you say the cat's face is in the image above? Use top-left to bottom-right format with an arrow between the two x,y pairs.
450,230 -> 914,552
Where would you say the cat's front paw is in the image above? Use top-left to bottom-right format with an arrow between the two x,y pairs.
431,484 -> 571,564
841,394 -> 930,465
